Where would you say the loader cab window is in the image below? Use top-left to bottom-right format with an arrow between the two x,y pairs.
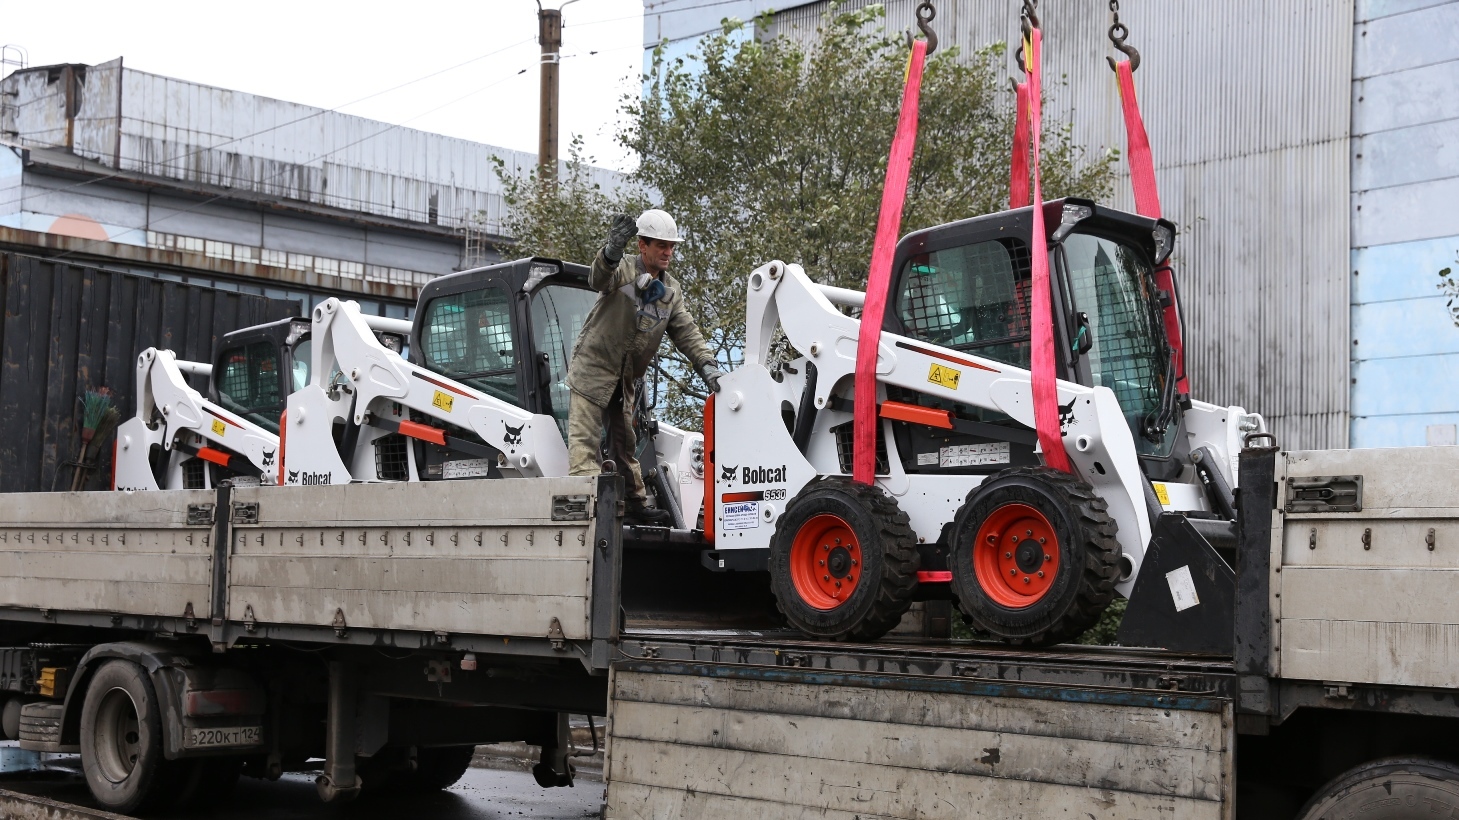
530,284 -> 596,439
289,339 -> 312,392
897,238 -> 1032,369
216,342 -> 284,433
1063,233 -> 1175,456
419,287 -> 518,404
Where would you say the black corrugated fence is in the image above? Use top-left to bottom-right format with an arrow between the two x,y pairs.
0,253 -> 295,493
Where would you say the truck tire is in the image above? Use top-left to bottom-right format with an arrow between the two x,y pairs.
1296,757 -> 1459,819
405,745 -> 476,791
769,478 -> 918,641
79,659 -> 179,814
948,466 -> 1120,646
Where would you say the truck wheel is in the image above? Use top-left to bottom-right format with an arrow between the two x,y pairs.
770,478 -> 918,641
405,745 -> 476,791
79,660 -> 178,814
949,466 -> 1120,646
1297,757 -> 1459,819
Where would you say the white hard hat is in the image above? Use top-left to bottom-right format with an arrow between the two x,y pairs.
636,209 -> 682,243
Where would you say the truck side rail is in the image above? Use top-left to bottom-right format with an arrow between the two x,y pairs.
0,476 -> 625,671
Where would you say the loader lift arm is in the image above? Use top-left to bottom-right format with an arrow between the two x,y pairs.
113,348 -> 281,491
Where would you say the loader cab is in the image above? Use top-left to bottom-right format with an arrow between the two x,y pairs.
885,199 -> 1188,480
209,317 -> 313,436
411,257 -> 596,441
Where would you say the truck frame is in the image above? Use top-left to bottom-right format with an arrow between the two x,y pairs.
0,441 -> 1457,816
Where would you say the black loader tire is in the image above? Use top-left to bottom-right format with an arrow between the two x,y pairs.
79,659 -> 182,814
769,477 -> 918,641
949,466 -> 1120,646
1296,757 -> 1459,819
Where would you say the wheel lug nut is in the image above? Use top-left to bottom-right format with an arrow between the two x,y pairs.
824,574 -> 830,581
1026,529 -> 1033,537
819,559 -> 826,566
1004,551 -> 1012,558
1044,554 -> 1052,562
1023,576 -> 1031,584
1011,535 -> 1019,543
835,581 -> 841,588
1010,569 -> 1017,576
1038,570 -> 1045,578
1039,537 -> 1046,544
851,559 -> 858,566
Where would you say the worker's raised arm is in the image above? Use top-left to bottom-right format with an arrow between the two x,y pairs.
589,213 -> 640,291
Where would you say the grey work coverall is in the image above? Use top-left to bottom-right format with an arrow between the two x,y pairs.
565,251 -> 715,501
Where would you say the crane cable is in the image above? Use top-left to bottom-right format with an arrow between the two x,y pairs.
852,1 -> 936,486
1108,0 -> 1190,398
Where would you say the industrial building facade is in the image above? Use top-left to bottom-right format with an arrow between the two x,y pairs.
0,58 -> 623,318
642,0 -> 1459,451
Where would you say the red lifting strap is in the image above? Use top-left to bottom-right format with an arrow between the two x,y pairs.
1009,80 -> 1031,209
1024,27 -> 1072,473
854,38 -> 929,486
1115,59 -> 1189,396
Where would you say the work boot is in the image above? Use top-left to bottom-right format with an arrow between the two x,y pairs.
625,498 -> 672,527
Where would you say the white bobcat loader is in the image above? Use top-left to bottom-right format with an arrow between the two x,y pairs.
113,348 -> 281,491
281,258 -> 705,530
706,200 -> 1265,645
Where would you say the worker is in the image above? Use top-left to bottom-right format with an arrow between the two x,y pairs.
566,209 -> 724,526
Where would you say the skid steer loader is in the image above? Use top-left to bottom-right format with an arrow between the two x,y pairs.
706,199 -> 1265,645
112,315 -> 408,491
281,258 -> 705,529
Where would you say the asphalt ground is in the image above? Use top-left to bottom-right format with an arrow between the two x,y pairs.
0,756 -> 605,819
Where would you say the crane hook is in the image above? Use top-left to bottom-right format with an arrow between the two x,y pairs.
1106,4 -> 1141,72
915,0 -> 938,56
1019,0 -> 1040,38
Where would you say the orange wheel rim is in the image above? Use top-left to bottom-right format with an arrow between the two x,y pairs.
789,513 -> 862,611
972,503 -> 1060,609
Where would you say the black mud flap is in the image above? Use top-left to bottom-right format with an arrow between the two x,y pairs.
1116,513 -> 1235,655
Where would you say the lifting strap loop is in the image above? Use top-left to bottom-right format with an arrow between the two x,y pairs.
1009,79 -> 1031,209
1114,57 -> 1189,396
1023,25 -> 1073,474
853,36 -> 929,486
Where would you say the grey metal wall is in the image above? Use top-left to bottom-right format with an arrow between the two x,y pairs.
763,0 -> 1356,449
0,253 -> 294,493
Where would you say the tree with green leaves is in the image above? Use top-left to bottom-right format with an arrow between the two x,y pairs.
1440,254 -> 1459,327
497,5 -> 1117,429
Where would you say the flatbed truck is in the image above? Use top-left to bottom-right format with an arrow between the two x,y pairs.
0,442 -> 1456,817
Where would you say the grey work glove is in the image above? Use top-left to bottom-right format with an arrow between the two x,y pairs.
602,213 -> 637,265
698,362 -> 725,394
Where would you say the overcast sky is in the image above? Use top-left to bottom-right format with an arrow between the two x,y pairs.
2,0 -> 647,171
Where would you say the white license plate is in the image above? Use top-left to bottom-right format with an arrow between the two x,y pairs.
443,458 -> 492,479
186,726 -> 261,749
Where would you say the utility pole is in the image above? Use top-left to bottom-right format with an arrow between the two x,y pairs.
537,1 -> 578,179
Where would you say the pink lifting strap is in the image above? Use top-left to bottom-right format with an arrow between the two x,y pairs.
853,38 -> 928,486
1025,27 -> 1072,473
1115,59 -> 1188,396
1009,80 -> 1031,209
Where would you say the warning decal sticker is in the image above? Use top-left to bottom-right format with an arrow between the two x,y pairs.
211,419 -> 226,436
927,363 -> 962,390
722,501 -> 760,530
940,442 -> 1010,467
432,390 -> 455,413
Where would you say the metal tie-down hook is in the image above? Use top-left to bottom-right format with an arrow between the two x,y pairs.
906,0 -> 938,55
1014,0 -> 1039,74
1106,0 -> 1142,72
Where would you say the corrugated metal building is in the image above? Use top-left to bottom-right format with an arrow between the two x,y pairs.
644,0 -> 1459,450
